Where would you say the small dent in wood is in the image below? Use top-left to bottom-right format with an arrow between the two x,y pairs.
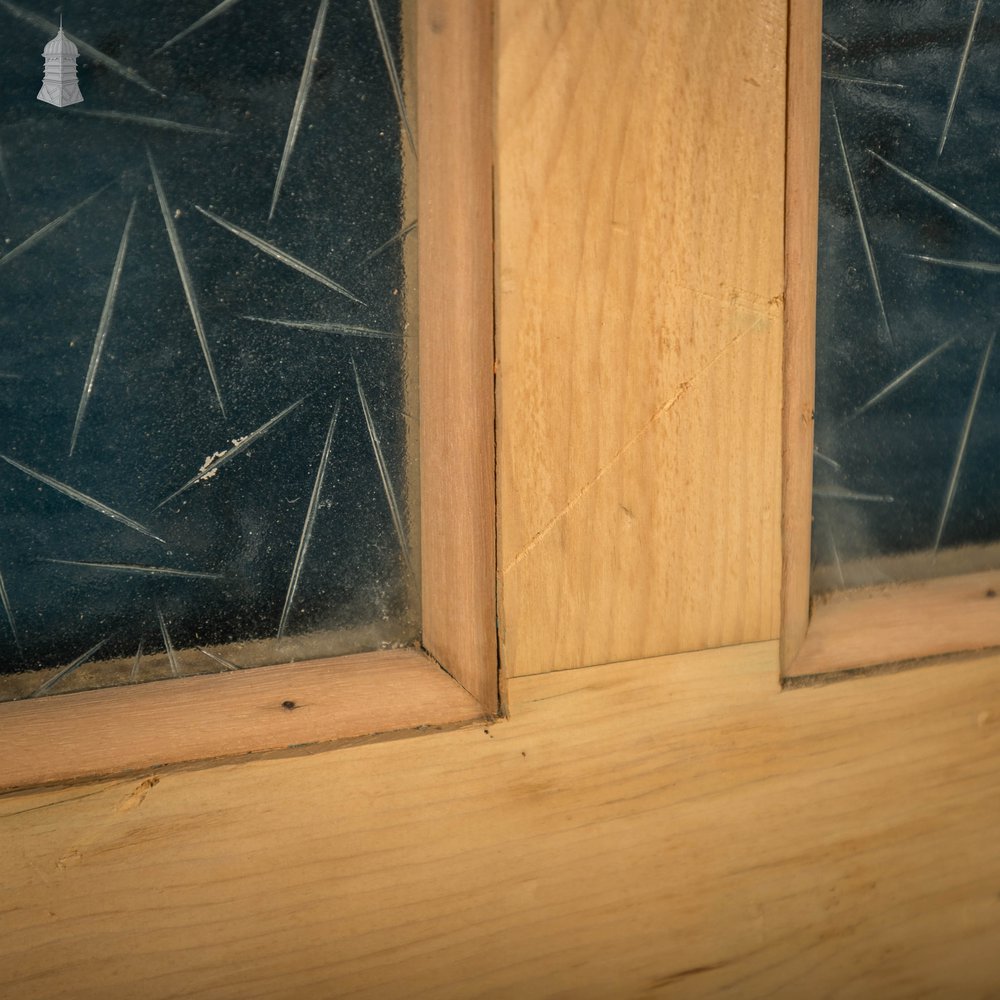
986,589 -> 996,599
117,775 -> 160,813
649,961 -> 731,989
281,700 -> 297,711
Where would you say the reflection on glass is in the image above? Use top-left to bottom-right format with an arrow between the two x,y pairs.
0,0 -> 417,699
814,0 -> 1000,594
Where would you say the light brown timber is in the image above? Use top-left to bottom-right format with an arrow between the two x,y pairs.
2,3 -> 999,997
781,0 -> 822,673
418,0 -> 498,709
787,568 -> 1000,678
0,648 -> 484,792
496,0 -> 786,677
2,641 -> 1000,998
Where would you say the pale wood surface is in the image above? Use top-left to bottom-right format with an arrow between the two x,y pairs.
418,1 -> 498,707
4,7 -> 999,999
0,648 -> 484,792
496,0 -> 787,676
3,641 -> 1000,999
788,569 -> 1000,678
781,0 -> 822,672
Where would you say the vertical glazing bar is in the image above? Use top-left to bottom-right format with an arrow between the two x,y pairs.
417,1 -> 498,711
781,0 -> 823,674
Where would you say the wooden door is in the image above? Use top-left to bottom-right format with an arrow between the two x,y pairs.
2,3 -> 998,997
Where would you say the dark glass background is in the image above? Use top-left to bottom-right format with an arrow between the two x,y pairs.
0,0 -> 417,695
815,0 -> 1000,588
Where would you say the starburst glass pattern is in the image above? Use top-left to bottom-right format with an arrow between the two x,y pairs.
813,0 -> 1000,594
0,0 -> 418,699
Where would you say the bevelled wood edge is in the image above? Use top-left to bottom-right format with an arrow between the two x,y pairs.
780,0 -> 822,674
417,1 -> 499,712
0,648 -> 486,793
784,569 -> 1000,679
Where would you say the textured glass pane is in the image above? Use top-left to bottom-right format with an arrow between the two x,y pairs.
0,0 -> 417,699
814,0 -> 1000,593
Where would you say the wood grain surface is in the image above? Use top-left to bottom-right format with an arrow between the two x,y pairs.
781,0 -> 822,672
0,648 -> 485,792
789,568 -> 1000,678
496,0 -> 788,677
3,641 -> 999,999
418,1 -> 498,708
3,6 -> 998,999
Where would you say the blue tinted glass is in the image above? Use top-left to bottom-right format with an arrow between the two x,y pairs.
814,0 -> 1000,592
0,0 -> 417,698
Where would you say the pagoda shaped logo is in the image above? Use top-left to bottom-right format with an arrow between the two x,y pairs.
37,18 -> 83,107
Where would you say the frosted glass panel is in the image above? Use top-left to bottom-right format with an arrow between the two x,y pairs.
814,0 -> 1000,593
0,0 -> 417,699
